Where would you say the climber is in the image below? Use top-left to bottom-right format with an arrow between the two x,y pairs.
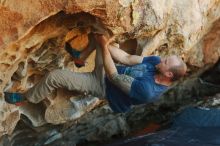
4,33 -> 187,113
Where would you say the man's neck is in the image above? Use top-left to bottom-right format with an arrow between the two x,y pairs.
154,74 -> 172,86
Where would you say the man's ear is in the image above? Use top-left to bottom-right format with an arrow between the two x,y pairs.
165,71 -> 173,78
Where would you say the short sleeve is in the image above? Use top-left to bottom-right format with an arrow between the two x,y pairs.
142,56 -> 161,65
129,78 -> 156,103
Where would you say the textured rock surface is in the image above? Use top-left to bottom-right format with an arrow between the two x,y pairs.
0,0 -> 219,139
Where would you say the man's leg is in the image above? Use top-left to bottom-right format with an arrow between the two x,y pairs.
6,43 -> 105,104
24,69 -> 103,103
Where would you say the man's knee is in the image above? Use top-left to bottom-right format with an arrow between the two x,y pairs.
45,69 -> 63,85
27,96 -> 42,104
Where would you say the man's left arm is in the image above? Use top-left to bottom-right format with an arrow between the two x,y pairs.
108,43 -> 143,66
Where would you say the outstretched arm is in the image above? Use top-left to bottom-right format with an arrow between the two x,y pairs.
108,43 -> 143,66
95,35 -> 135,94
97,35 -> 117,77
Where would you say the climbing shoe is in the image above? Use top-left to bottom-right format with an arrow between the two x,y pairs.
4,92 -> 26,106
70,96 -> 100,112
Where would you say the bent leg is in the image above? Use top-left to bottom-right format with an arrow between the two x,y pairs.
24,69 -> 103,103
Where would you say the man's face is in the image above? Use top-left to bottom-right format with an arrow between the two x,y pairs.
157,55 -> 180,77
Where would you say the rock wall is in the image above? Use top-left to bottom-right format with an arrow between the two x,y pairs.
0,0 -> 220,138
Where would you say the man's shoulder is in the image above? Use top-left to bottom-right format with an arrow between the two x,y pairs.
132,77 -> 167,91
130,77 -> 166,102
131,76 -> 155,89
142,56 -> 161,65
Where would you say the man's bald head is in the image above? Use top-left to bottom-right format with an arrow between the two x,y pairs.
157,55 -> 187,81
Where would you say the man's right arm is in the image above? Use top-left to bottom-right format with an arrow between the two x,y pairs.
108,43 -> 144,66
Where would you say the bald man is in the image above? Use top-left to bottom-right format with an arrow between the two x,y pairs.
95,35 -> 187,112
